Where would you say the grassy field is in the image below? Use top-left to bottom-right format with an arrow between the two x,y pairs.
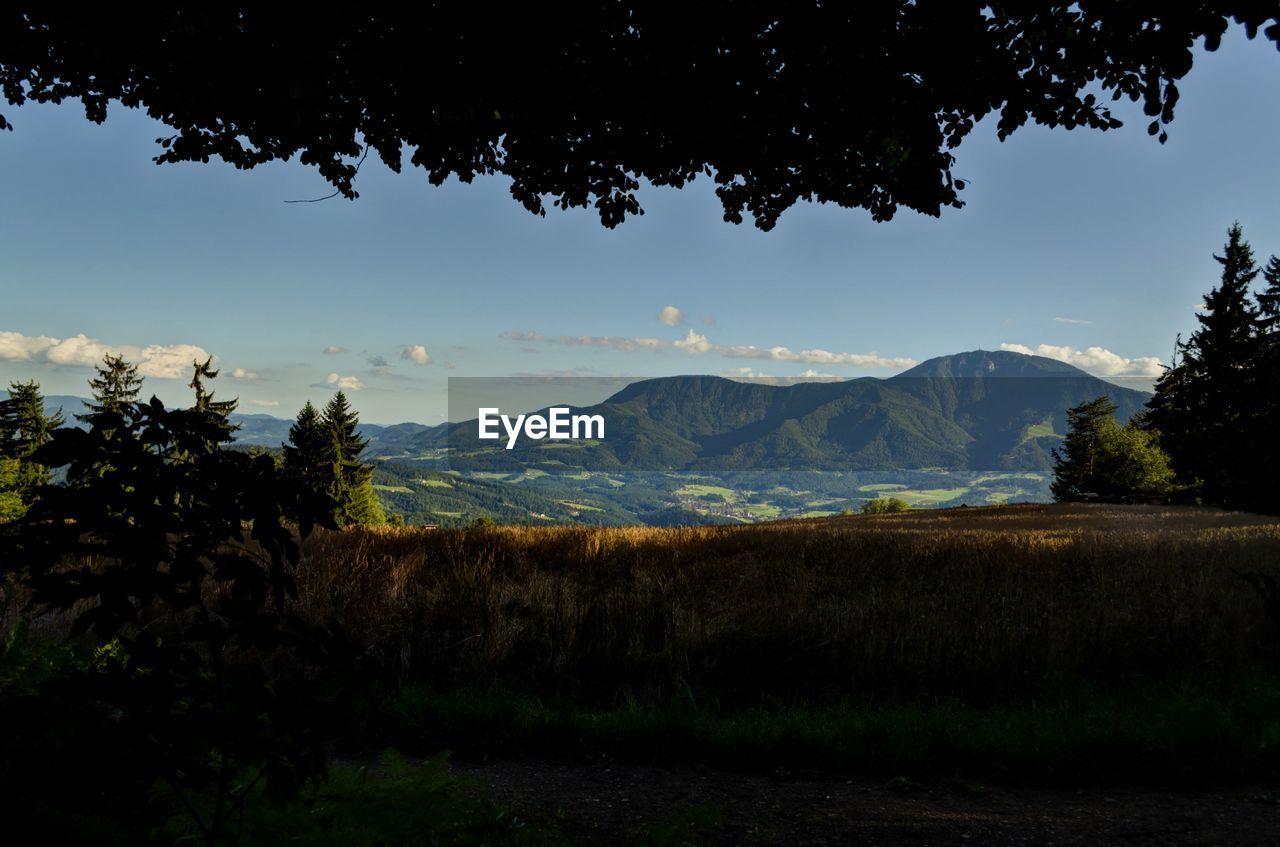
291,504 -> 1280,780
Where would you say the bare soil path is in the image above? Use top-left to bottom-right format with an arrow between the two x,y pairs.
452,756 -> 1280,846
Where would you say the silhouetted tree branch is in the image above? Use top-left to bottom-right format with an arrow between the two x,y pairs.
2,5 -> 1276,228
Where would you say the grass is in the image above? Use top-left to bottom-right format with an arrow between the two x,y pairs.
385,674 -> 1280,782
675,484 -> 739,500
21,753 -> 570,846
297,504 -> 1280,706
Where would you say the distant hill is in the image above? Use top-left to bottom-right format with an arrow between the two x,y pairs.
2,350 -> 1150,473
431,350 -> 1151,472
0,390 -> 438,451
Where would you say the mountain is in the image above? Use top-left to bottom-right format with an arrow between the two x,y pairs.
431,351 -> 1151,472
2,350 -> 1151,473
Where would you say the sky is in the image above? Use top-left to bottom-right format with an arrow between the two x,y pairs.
2,29 -> 1279,424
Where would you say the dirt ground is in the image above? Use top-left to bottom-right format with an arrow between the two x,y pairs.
452,755 -> 1280,846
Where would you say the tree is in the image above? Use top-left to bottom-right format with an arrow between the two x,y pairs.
1147,224 -> 1262,508
1091,420 -> 1177,502
1258,255 -> 1280,336
862,496 -> 909,514
0,380 -> 64,505
78,353 -> 144,420
0,458 -> 22,521
1051,396 -> 1118,502
2,7 -> 1276,230
282,401 -> 334,527
1054,396 -> 1175,503
320,392 -> 385,526
187,356 -> 239,441
0,386 -> 352,845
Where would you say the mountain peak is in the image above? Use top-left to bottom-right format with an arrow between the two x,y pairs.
893,349 -> 1088,380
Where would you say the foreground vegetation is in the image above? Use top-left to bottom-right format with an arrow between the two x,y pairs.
298,505 -> 1280,702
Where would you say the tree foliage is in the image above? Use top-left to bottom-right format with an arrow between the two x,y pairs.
1146,223 -> 1279,512
78,352 -> 143,420
0,379 -> 63,512
1052,396 -> 1119,501
1053,397 -> 1175,503
862,496 -> 910,514
284,393 -> 385,527
2,6 -> 1276,229
0,386 -> 352,844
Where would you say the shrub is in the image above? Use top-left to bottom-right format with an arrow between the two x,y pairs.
861,496 -> 910,514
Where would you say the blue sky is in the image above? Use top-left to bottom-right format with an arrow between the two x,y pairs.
2,29 -> 1278,424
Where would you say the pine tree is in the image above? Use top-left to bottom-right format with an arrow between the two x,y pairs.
1258,255 -> 1280,336
0,380 -> 65,505
1147,224 -> 1261,509
188,356 -> 239,440
320,392 -> 385,526
1051,396 -> 1117,501
1248,255 -> 1280,514
78,353 -> 144,420
283,401 -> 329,494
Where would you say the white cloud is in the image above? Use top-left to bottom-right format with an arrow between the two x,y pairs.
999,343 -> 1164,378
229,367 -> 257,380
247,399 -> 279,408
323,345 -> 347,354
323,372 -> 365,391
400,344 -> 430,365
502,331 -> 665,352
504,328 -> 915,369
658,306 -> 684,327
715,343 -> 915,368
1052,316 -> 1092,325
0,329 -> 211,378
673,329 -> 712,354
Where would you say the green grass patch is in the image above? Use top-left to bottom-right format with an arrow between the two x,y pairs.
676,484 -> 739,500
385,674 -> 1280,784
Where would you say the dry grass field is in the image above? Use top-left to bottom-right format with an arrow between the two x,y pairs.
297,504 -> 1280,702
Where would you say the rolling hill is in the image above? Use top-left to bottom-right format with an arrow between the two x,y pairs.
429,350 -> 1151,472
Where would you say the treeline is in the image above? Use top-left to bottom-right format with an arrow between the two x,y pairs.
0,354 -> 390,527
1054,223 -> 1280,514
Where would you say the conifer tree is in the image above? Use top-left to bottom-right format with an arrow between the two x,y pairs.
320,391 -> 385,526
1051,396 -> 1117,501
1258,255 -> 1280,336
187,356 -> 239,440
1147,224 -> 1261,508
283,401 -> 329,495
0,380 -> 65,507
78,353 -> 144,420
0,457 -> 22,521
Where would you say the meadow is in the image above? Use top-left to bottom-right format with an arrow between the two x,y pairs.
300,504 -> 1279,697
293,503 -> 1280,781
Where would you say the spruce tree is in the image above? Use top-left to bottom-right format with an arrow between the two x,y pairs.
78,353 -> 144,420
187,356 -> 239,439
1147,224 -> 1261,509
1249,255 -> 1280,514
320,391 -> 385,526
1051,396 -> 1117,502
283,401 -> 330,494
0,380 -> 65,505
1258,255 -> 1280,336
